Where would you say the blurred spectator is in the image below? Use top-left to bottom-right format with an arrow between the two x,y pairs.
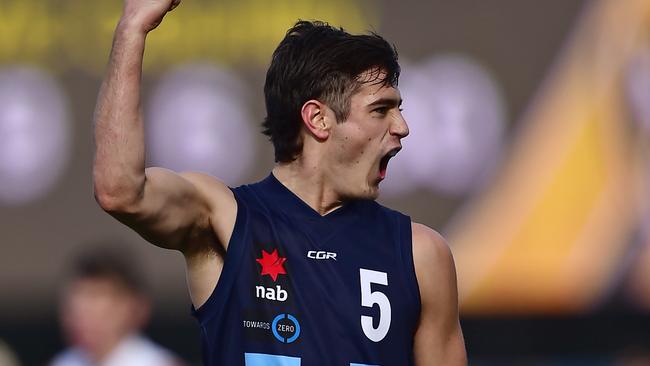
0,340 -> 20,366
49,246 -> 183,366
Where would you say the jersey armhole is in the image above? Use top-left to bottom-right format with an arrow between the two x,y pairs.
398,215 -> 422,313
191,187 -> 248,324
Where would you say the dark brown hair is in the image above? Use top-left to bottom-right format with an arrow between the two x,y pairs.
262,20 -> 400,162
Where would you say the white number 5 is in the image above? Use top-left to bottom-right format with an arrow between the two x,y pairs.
359,268 -> 391,342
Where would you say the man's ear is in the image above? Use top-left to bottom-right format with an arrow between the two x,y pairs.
301,100 -> 330,140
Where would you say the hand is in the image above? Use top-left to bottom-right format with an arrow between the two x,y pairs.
120,0 -> 181,34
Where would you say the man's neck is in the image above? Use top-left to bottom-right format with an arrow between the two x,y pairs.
272,160 -> 345,216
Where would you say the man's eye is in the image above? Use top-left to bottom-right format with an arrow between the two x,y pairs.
373,107 -> 388,114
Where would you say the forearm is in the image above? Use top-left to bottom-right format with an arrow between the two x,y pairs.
93,23 -> 148,210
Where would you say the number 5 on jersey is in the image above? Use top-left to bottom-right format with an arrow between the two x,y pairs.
359,269 -> 391,342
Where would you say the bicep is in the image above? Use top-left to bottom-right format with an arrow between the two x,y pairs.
413,313 -> 466,366
109,167 -> 230,252
412,223 -> 467,366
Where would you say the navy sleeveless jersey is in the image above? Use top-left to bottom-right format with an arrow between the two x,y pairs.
192,174 -> 421,366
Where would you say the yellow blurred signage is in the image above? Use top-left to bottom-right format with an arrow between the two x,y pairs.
0,0 -> 377,73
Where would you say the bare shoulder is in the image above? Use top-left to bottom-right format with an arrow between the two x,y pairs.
410,222 -> 459,310
177,171 -> 233,202
176,171 -> 237,221
411,222 -> 455,277
178,171 -> 238,251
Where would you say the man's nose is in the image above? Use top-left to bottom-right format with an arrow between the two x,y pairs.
391,114 -> 409,138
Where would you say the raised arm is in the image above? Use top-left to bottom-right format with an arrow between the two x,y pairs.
93,0 -> 236,307
411,223 -> 467,366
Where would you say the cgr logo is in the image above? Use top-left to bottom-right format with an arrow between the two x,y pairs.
307,251 -> 337,260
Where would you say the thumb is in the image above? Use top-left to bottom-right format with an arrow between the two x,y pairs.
169,0 -> 181,12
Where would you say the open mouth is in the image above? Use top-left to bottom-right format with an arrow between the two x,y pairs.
379,147 -> 401,179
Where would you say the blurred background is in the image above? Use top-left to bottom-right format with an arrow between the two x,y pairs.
1,0 -> 650,364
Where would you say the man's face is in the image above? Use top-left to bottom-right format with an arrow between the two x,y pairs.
60,277 -> 147,357
324,75 -> 409,200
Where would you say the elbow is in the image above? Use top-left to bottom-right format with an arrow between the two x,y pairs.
93,181 -> 141,215
94,189 -> 124,213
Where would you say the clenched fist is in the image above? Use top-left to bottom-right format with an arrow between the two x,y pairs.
120,0 -> 181,34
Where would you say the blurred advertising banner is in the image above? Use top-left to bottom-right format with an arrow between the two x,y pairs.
0,0 -> 376,74
448,0 -> 650,314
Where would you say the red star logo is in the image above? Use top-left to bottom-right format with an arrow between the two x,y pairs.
256,249 -> 287,281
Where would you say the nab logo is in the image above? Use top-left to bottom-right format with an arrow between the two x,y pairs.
307,251 -> 337,260
256,249 -> 287,281
256,285 -> 288,302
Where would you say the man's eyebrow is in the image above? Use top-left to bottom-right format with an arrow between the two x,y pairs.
367,97 -> 403,108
